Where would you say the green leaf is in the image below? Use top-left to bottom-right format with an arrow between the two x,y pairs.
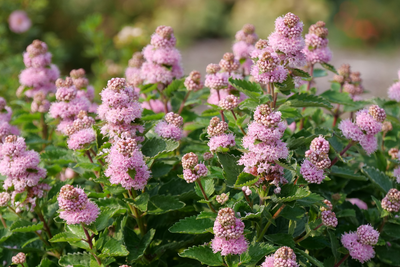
66,225 -> 86,239
141,112 -> 165,121
320,62 -> 338,74
197,211 -> 218,220
179,245 -> 224,266
140,83 -> 157,94
382,223 -> 400,238
0,228 -> 12,242
271,184 -> 310,203
240,241 -> 275,266
235,172 -> 258,187
147,195 -> 185,215
327,229 -> 340,262
229,78 -> 262,100
286,94 -> 333,109
362,166 -> 393,193
294,248 -> 324,267
313,68 -> 328,78
376,243 -> 400,266
12,113 -> 41,124
94,208 -> 115,231
274,75 -> 294,95
265,233 -> 295,247
336,209 -> 356,218
320,90 -> 354,106
99,238 -> 129,257
371,196 -> 390,218
59,252 -> 90,267
165,79 -> 183,97
10,221 -> 43,233
239,98 -> 259,111
169,215 -> 213,234
277,105 -> 302,120
329,166 -> 367,181
49,232 -> 81,243
130,192 -> 149,212
217,152 -> 244,186
125,228 -> 155,262
141,138 -> 180,158
194,179 -> 215,198
291,68 -> 311,79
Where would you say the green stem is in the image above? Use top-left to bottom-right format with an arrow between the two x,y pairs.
129,190 -> 146,237
256,204 -> 285,242
196,179 -> 217,213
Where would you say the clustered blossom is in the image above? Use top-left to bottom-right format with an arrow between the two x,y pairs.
302,21 -> 332,64
207,117 -> 236,152
261,246 -> 299,267
381,188 -> 400,212
203,152 -> 213,161
339,105 -> 385,155
8,10 -> 31,33
50,77 -> 91,135
12,252 -> 26,264
387,70 -> 400,102
0,135 -> 49,212
70,68 -> 97,113
239,105 -> 288,193
65,111 -> 96,150
141,25 -> 183,85
219,95 -> 239,110
57,185 -> 99,225
320,200 -> 338,227
268,12 -> 306,68
341,225 -> 379,263
125,52 -> 145,87
155,112 -> 183,141
232,24 -> 258,75
0,97 -> 20,141
184,70 -> 203,91
18,40 -> 60,112
334,64 -> 364,101
216,193 -> 229,205
211,208 -> 248,256
181,152 -> 207,183
105,133 -> 151,190
98,78 -> 144,140
300,135 -> 330,184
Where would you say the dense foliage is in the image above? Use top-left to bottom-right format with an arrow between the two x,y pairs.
1,10 -> 400,267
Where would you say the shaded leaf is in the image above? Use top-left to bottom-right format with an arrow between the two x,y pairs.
125,228 -> 155,262
235,172 -> 258,187
362,166 -> 392,193
147,195 -> 185,215
179,245 -> 224,266
141,138 -> 180,158
169,215 -> 213,234
10,221 -> 43,233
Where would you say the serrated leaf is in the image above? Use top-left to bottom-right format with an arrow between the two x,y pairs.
0,228 -> 12,242
265,233 -> 295,247
294,248 -> 324,267
286,94 -> 333,109
147,195 -> 185,215
169,215 -> 214,234
217,152 -> 244,186
291,68 -> 311,79
235,172 -> 258,187
66,224 -> 86,239
179,245 -> 224,266
194,179 -> 215,198
128,192 -> 149,212
277,105 -> 302,120
240,241 -> 275,266
274,75 -> 294,95
239,98 -> 259,111
94,208 -> 115,231
165,79 -> 183,97
320,62 -> 338,74
10,221 -> 43,233
271,184 -> 310,203
49,232 -> 82,243
362,166 -> 393,193
141,138 -> 180,158
320,89 -> 354,106
329,166 -> 367,181
229,78 -> 262,100
125,228 -> 155,262
99,238 -> 129,257
197,211 -> 218,220
59,252 -> 91,267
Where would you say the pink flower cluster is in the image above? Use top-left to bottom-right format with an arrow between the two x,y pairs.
302,21 -> 332,64
181,152 -> 207,183
57,185 -> 99,225
341,224 -> 379,263
250,41 -> 288,85
339,105 -> 386,155
50,77 -> 91,134
207,117 -> 236,152
393,166 -> 400,184
98,78 -> 144,141
70,69 -> 97,113
18,40 -> 60,112
300,135 -> 330,184
211,208 -> 248,256
0,135 -> 49,212
65,111 -> 96,150
155,112 -> 183,141
238,104 -> 288,193
184,70 -> 203,91
381,188 -> 400,212
388,70 -> 400,102
141,25 -> 183,85
0,97 -> 19,141
232,24 -> 258,75
125,52 -> 145,87
261,246 -> 298,267
334,64 -> 364,101
268,12 -> 306,68
8,10 -> 31,33
105,133 -> 151,190
320,200 -> 338,227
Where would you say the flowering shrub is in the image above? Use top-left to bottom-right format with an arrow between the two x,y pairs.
1,12 -> 400,267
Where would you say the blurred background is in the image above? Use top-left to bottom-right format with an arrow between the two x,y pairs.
1,0 -> 400,101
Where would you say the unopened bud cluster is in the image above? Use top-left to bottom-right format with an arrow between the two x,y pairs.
381,188 -> 400,212
301,136 -> 330,184
182,152 -> 207,183
216,193 -> 229,204
184,70 -> 203,91
320,200 -> 338,227
155,112 -> 183,141
261,246 -> 298,267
